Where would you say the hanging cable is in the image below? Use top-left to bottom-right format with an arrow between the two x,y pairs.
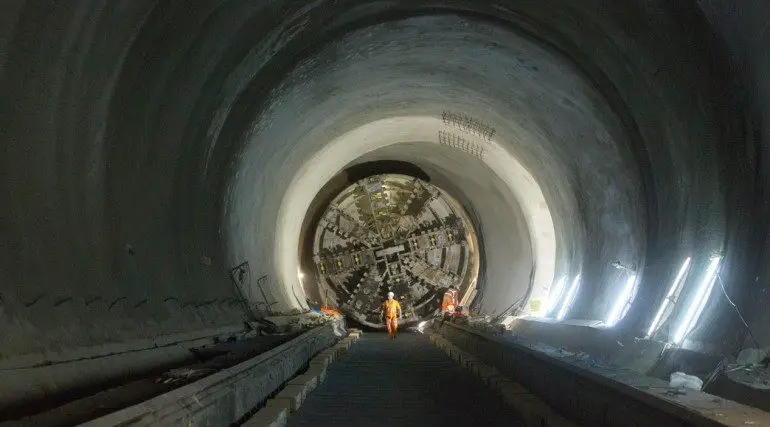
717,273 -> 760,349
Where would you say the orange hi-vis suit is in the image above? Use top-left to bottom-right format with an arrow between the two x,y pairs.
441,288 -> 459,314
382,299 -> 402,338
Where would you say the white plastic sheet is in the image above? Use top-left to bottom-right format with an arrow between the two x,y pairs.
669,372 -> 703,391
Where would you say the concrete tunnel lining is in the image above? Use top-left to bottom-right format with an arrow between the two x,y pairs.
0,0 -> 765,412
267,116 -> 554,317
225,13 -> 644,320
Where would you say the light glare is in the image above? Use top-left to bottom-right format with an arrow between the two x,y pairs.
542,277 -> 566,317
672,256 -> 721,344
606,274 -> 637,327
646,257 -> 691,338
557,275 -> 581,321
417,320 -> 429,333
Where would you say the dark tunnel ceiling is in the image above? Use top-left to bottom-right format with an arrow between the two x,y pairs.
0,0 -> 764,366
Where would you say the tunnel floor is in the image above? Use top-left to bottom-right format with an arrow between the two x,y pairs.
287,332 -> 523,426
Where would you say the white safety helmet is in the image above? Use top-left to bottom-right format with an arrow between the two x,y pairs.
387,291 -> 395,298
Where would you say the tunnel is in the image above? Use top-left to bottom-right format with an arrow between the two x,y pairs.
1,0 -> 770,425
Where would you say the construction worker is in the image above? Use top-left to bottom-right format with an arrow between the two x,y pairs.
381,291 -> 403,339
441,285 -> 459,317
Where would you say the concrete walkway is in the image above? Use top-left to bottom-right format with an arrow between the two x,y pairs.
287,332 -> 523,426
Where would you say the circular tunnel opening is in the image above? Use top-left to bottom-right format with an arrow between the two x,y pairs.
296,160 -> 434,308
304,173 -> 480,327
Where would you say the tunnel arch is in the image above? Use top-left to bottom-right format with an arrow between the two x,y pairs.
223,11 -> 644,323
0,2 -> 762,406
264,116 -> 555,319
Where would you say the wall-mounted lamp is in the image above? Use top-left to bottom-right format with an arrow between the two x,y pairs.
672,256 -> 721,345
556,275 -> 581,321
541,277 -> 566,318
605,274 -> 637,327
646,257 -> 691,338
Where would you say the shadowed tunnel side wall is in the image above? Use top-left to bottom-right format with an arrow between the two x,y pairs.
0,0 -> 765,408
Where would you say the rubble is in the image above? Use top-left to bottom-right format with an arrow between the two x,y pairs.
737,348 -> 769,366
156,367 -> 216,385
725,347 -> 770,390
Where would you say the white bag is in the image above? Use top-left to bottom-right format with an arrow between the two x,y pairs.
669,371 -> 703,391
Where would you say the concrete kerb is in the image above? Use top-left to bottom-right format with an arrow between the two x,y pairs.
431,334 -> 447,347
467,360 -> 486,375
333,342 -> 350,355
305,364 -> 328,383
242,405 -> 288,427
288,373 -> 318,393
431,335 -> 447,348
243,328 -> 360,425
477,365 -> 502,386
269,384 -> 308,412
319,349 -> 338,361
427,330 -> 577,427
317,351 -> 334,362
487,374 -> 516,392
496,377 -> 531,395
459,352 -> 480,367
445,344 -> 463,362
78,322 -> 341,427
507,394 -> 576,427
309,353 -> 333,368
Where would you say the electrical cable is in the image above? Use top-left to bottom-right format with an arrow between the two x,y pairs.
717,273 -> 760,349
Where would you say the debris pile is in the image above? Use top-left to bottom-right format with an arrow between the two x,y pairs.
725,348 -> 770,390
155,367 -> 216,385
